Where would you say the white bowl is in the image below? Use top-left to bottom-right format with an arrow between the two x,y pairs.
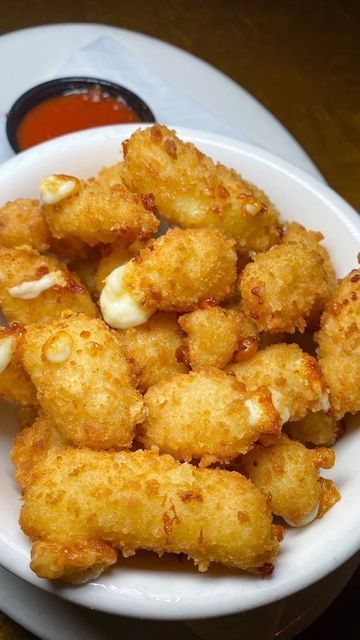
0,124 -> 359,623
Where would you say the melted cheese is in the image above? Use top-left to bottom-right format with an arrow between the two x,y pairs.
0,335 -> 14,373
39,174 -> 79,204
100,262 -> 154,329
283,501 -> 320,528
8,271 -> 66,299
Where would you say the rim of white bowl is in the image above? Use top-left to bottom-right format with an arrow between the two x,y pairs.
0,124 -> 359,620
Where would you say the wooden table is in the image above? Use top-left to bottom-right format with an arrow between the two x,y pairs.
0,1 -> 359,638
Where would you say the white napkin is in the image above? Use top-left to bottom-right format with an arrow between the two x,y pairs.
55,36 -> 251,141
0,35 -> 252,164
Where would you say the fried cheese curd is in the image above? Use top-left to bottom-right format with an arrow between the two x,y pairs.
316,269 -> 360,419
240,242 -> 330,334
95,240 -> 148,294
40,174 -> 159,247
0,324 -> 37,406
121,125 -> 281,255
227,343 -> 328,423
139,368 -> 281,465
178,305 -> 259,370
12,413 -> 65,489
118,312 -> 188,392
284,411 -> 341,447
0,245 -> 97,325
0,198 -> 49,252
20,448 -> 281,582
21,312 -> 144,449
241,434 -> 340,527
100,227 -> 237,329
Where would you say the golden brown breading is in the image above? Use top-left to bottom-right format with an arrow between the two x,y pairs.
0,324 -> 37,406
281,222 -> 337,329
139,368 -> 281,465
281,222 -> 336,293
42,176 -> 159,246
96,162 -> 126,187
0,245 -> 98,325
12,413 -> 66,489
121,125 -> 281,255
21,312 -> 144,449
95,240 -> 147,294
316,269 -> 360,419
241,434 -> 340,526
284,411 -> 341,447
0,199 -> 49,252
178,306 -> 259,369
68,246 -> 102,300
227,343 -> 328,423
239,243 -> 330,334
20,447 -> 281,582
118,312 -> 188,392
123,227 -> 237,312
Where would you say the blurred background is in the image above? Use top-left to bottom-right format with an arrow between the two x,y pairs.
0,1 -> 359,638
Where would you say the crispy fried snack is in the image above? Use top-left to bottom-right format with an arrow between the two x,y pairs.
178,306 -> 259,369
12,413 -> 65,489
96,162 -> 126,187
95,240 -> 147,294
0,324 -> 37,406
241,434 -> 340,527
316,269 -> 360,419
121,125 -> 281,255
0,199 -> 49,252
41,175 -> 159,246
118,312 -> 188,392
21,312 -> 144,448
281,222 -> 336,291
281,222 -> 337,329
284,411 -> 341,447
239,243 -> 330,334
227,343 -> 328,423
139,368 -> 281,465
0,245 -> 98,325
68,246 -> 101,300
100,227 -> 238,329
20,448 -> 281,582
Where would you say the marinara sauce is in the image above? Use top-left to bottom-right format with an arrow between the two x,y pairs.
16,86 -> 140,151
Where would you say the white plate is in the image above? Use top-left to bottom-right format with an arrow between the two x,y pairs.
0,23 -> 322,179
0,124 -> 359,623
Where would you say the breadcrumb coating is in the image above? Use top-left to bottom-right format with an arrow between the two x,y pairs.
12,413 -> 65,489
0,324 -> 37,406
178,306 -> 259,369
20,447 -> 280,582
121,125 -> 281,255
281,222 -> 337,328
118,312 -> 188,392
122,227 -> 238,312
241,434 -> 340,527
316,269 -> 360,419
0,245 -> 98,325
0,199 -> 49,252
96,162 -> 126,187
227,343 -> 328,423
139,368 -> 281,465
42,177 -> 159,247
239,243 -> 330,334
95,241 -> 147,294
284,411 -> 341,447
21,312 -> 144,449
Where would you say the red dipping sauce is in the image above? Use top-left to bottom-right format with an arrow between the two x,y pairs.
16,86 -> 140,151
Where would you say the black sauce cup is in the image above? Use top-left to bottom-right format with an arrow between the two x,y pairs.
6,76 -> 156,153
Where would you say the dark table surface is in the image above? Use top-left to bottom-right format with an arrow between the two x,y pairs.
0,1 -> 359,638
